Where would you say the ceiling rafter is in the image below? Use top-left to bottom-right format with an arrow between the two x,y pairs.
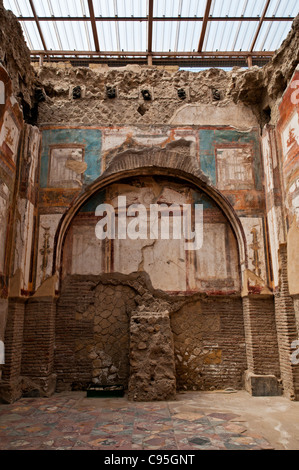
30,50 -> 274,58
16,16 -> 295,23
28,0 -> 47,51
30,57 -> 271,68
250,0 -> 271,51
198,0 -> 213,52
87,0 -> 100,52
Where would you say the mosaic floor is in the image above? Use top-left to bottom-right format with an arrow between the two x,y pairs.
0,391 -> 274,450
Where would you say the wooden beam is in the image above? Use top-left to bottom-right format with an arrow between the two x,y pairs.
87,0 -> 100,52
28,0 -> 47,51
250,0 -> 271,52
30,56 -> 271,68
31,50 -> 274,58
148,0 -> 154,54
198,0 -> 212,52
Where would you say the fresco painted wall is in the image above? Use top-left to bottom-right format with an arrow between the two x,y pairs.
62,176 -> 240,295
0,64 -> 23,295
37,124 -> 269,293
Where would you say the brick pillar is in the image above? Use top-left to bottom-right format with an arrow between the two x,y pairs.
0,298 -> 25,403
274,245 -> 299,400
128,311 -> 176,401
21,296 -> 57,397
242,295 -> 282,396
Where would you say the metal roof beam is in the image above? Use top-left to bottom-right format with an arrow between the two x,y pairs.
250,0 -> 271,51
87,0 -> 100,51
148,0 -> 154,64
17,16 -> 294,22
28,0 -> 48,51
198,0 -> 212,52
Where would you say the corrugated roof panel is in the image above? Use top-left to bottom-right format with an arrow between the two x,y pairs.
270,20 -> 293,49
203,19 -> 257,51
21,20 -> 43,49
219,21 -> 240,51
2,0 -> 297,67
153,21 -> 183,52
97,20 -> 146,51
243,0 -> 268,17
21,21 -> 43,50
211,0 -> 265,17
234,21 -> 258,50
118,21 -> 147,51
267,0 -> 298,17
38,19 -> 93,52
93,0 -> 147,17
155,0 -> 205,18
33,0 -> 89,17
257,19 -> 293,50
175,21 -> 202,51
154,0 -> 180,18
3,0 -> 33,17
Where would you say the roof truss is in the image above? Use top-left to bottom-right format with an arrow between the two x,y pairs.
9,0 -> 297,67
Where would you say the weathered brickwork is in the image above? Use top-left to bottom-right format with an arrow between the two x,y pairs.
242,296 -> 281,377
274,245 -> 299,400
171,297 -> 247,391
55,276 -> 136,391
21,298 -> 56,396
0,299 -> 25,403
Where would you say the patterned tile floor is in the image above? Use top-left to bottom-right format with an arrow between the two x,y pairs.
0,391 -> 274,450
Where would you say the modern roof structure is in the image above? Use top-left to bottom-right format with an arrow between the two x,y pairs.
3,0 -> 299,68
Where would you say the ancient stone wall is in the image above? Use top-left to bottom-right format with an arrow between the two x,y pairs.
55,273 -> 248,395
129,311 -> 176,401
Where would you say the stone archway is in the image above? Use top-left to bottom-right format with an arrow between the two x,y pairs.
53,160 -> 248,400
53,151 -> 248,288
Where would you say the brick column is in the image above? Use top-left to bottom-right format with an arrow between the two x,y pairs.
242,295 -> 282,396
274,245 -> 299,400
128,311 -> 176,401
0,298 -> 25,403
21,296 -> 57,397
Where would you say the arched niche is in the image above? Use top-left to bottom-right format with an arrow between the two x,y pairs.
53,163 -> 247,293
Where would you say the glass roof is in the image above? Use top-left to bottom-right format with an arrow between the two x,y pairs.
3,0 -> 298,67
